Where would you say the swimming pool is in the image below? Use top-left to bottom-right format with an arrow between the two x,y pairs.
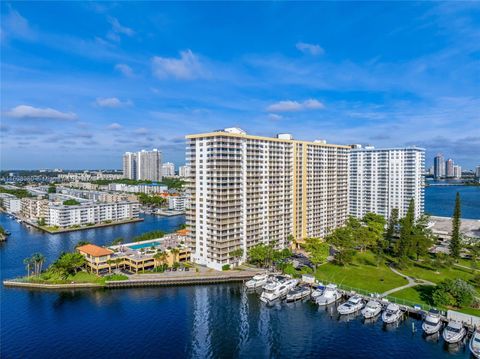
127,241 -> 161,250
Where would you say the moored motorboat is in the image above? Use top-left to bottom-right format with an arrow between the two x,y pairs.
442,320 -> 466,344
469,329 -> 480,358
260,278 -> 298,303
315,284 -> 341,306
361,300 -> 382,319
286,285 -> 311,302
422,309 -> 442,335
245,273 -> 269,289
337,295 -> 364,315
382,303 -> 402,324
310,283 -> 324,301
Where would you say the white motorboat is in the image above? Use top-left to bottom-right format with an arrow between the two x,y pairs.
382,303 -> 402,324
245,273 -> 269,289
422,309 -> 443,335
361,300 -> 382,319
469,329 -> 480,358
442,321 -> 466,344
315,284 -> 341,306
310,284 -> 324,301
286,285 -> 311,302
260,278 -> 298,303
337,296 -> 364,315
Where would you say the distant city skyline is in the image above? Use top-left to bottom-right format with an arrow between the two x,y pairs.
1,2 -> 479,169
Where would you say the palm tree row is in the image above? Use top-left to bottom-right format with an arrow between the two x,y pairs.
23,252 -> 46,277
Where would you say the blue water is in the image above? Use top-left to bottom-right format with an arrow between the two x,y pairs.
1,186 -> 478,358
425,185 -> 480,219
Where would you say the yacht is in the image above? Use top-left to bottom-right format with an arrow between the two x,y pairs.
469,329 -> 480,358
442,320 -> 466,344
260,278 -> 298,303
245,273 -> 269,289
337,296 -> 364,315
286,285 -> 311,302
310,284 -> 324,301
315,284 -> 341,306
422,309 -> 443,335
361,300 -> 382,319
382,303 -> 402,324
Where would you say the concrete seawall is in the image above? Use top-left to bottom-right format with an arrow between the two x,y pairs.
3,272 -> 255,290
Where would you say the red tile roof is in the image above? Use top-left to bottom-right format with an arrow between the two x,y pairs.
77,244 -> 113,257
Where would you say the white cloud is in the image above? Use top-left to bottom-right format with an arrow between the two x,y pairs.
115,63 -> 134,77
107,123 -> 123,130
2,6 -> 35,40
296,42 -> 324,56
108,17 -> 134,36
266,99 -> 325,112
6,105 -> 77,120
152,50 -> 206,80
95,97 -> 132,108
268,113 -> 283,120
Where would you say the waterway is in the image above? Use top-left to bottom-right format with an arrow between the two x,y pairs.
425,185 -> 480,219
1,185 -> 478,358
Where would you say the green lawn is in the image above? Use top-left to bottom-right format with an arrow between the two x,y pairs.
23,271 -> 105,285
401,261 -> 478,286
391,285 -> 480,317
314,251 -> 408,294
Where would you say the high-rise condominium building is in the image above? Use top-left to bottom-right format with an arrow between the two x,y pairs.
446,158 -> 454,178
434,154 -> 445,179
179,165 -> 191,178
349,145 -> 425,219
453,165 -> 462,179
123,152 -> 137,179
162,162 -> 175,177
476,166 -> 480,178
123,149 -> 162,181
186,128 -> 349,270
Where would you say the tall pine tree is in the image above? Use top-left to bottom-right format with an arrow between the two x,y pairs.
385,208 -> 399,252
450,192 -> 462,259
397,199 -> 415,258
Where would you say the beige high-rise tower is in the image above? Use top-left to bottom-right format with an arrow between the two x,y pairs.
185,128 -> 349,270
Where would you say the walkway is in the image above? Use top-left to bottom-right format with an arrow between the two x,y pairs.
454,263 -> 480,272
381,265 -> 434,296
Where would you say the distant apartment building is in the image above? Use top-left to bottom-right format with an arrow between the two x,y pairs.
453,165 -> 462,179
445,158 -> 454,178
20,197 -> 50,221
122,152 -> 137,180
123,149 -> 162,181
168,196 -> 188,211
186,128 -> 349,270
0,193 -> 21,214
476,166 -> 480,178
349,145 -> 425,220
107,183 -> 168,194
179,165 -> 191,178
58,172 -> 124,182
162,162 -> 175,177
48,201 -> 140,228
434,154 -> 445,179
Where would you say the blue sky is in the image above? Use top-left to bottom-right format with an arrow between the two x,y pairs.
1,2 -> 479,170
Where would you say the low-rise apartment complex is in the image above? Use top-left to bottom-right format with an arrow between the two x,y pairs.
48,201 -> 140,227
186,128 -> 350,270
0,193 -> 21,214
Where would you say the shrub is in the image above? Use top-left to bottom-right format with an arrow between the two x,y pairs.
432,279 -> 476,308
222,264 -> 230,271
333,249 -> 355,266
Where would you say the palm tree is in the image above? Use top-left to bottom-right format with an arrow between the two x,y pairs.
31,253 -> 45,276
23,257 -> 33,277
170,248 -> 180,265
154,251 -> 168,268
106,259 -> 114,274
